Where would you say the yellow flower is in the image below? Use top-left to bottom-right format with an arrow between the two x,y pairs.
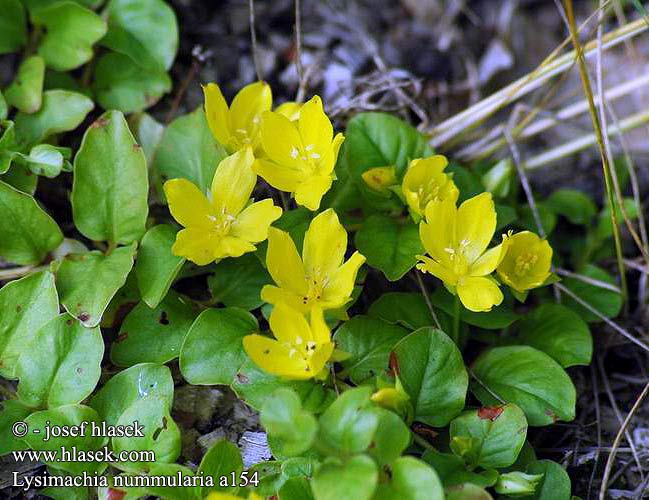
254,95 -> 345,211
497,231 -> 553,293
164,147 -> 282,265
275,101 -> 302,120
243,304 -> 335,380
203,80 -> 272,153
361,166 -> 398,194
261,208 -> 365,312
402,155 -> 458,217
416,192 -> 506,312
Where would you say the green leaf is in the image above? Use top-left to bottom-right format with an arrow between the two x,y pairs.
0,270 -> 59,379
72,110 -> 148,245
0,180 -> 63,265
112,396 -> 181,472
135,224 -> 185,308
208,253 -> 271,310
519,460 -> 571,500
516,304 -> 592,367
546,189 -> 596,225
518,202 -> 556,235
56,245 -> 136,327
110,292 -> 196,366
495,471 -> 543,496
154,108 -> 227,193
0,91 -> 6,120
368,408 -> 410,466
1,164 -> 38,195
139,463 -> 199,500
449,403 -> 527,469
179,308 -> 258,385
318,387 -> 379,455
334,316 -> 408,384
312,455 -> 378,500
0,399 -> 31,454
373,457 -> 444,500
279,477 -> 314,500
129,112 -> 164,166
393,327 -> 468,427
0,0 -> 27,54
89,363 -> 174,425
23,405 -> 105,474
32,1 -> 106,71
261,388 -> 318,458
198,440 -> 243,496
368,292 -> 435,330
5,56 -> 45,113
447,163 -> 485,203
355,215 -> 422,281
16,314 -> 103,408
93,52 -> 172,113
445,483 -> 494,500
101,0 -> 178,71
14,90 -> 93,147
20,144 -> 71,178
471,346 -> 576,426
431,287 -> 519,329
561,264 -> 622,322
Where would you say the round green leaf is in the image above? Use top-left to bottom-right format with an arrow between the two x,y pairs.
0,0 -> 27,54
154,108 -> 227,194
5,56 -> 45,113
0,180 -> 63,265
393,327 -> 468,427
110,292 -> 196,366
355,215 -> 423,281
312,455 -> 378,500
112,396 -> 181,472
135,224 -> 185,308
445,483 -> 494,500
23,405 -> 105,474
72,110 -> 148,245
17,313 -> 103,408
471,346 -> 576,426
93,52 -> 172,113
101,0 -> 178,71
179,308 -> 258,385
520,460 -> 571,500
545,189 -> 596,225
334,315 -> 408,384
208,253 -> 271,311
138,463 -> 198,500
516,304 -> 592,367
14,89 -> 93,147
0,399 -> 31,454
373,457 -> 444,500
32,1 -> 106,71
368,292 -> 436,330
318,387 -> 379,455
198,439 -> 243,496
449,403 -> 527,469
368,408 -> 411,466
0,270 -> 59,379
561,264 -> 622,322
56,245 -> 136,327
89,363 -> 174,425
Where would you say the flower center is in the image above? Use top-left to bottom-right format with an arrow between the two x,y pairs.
207,210 -> 236,237
515,253 -> 538,276
302,269 -> 328,306
444,239 -> 471,275
290,143 -> 321,168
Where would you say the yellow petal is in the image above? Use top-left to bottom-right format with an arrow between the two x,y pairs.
318,132 -> 345,176
294,175 -> 333,211
298,96 -> 333,155
211,147 -> 257,216
230,81 -> 272,139
362,166 -> 397,192
323,251 -> 365,303
265,227 -> 307,294
260,111 -> 303,167
421,197 -> 457,264
309,342 -> 335,375
497,231 -> 553,292
303,208 -> 347,277
253,158 -> 304,192
164,178 -> 215,229
243,334 -> 311,380
260,285 -> 310,313
457,192 -> 496,264
309,307 -> 331,344
416,255 -> 457,285
172,227 -> 218,265
231,198 -> 282,242
275,101 -> 302,121
203,83 -> 231,148
269,303 -> 312,344
456,276 -> 503,312
469,243 -> 505,277
213,236 -> 256,259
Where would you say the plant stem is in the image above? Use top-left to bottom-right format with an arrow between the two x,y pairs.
451,294 -> 461,345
